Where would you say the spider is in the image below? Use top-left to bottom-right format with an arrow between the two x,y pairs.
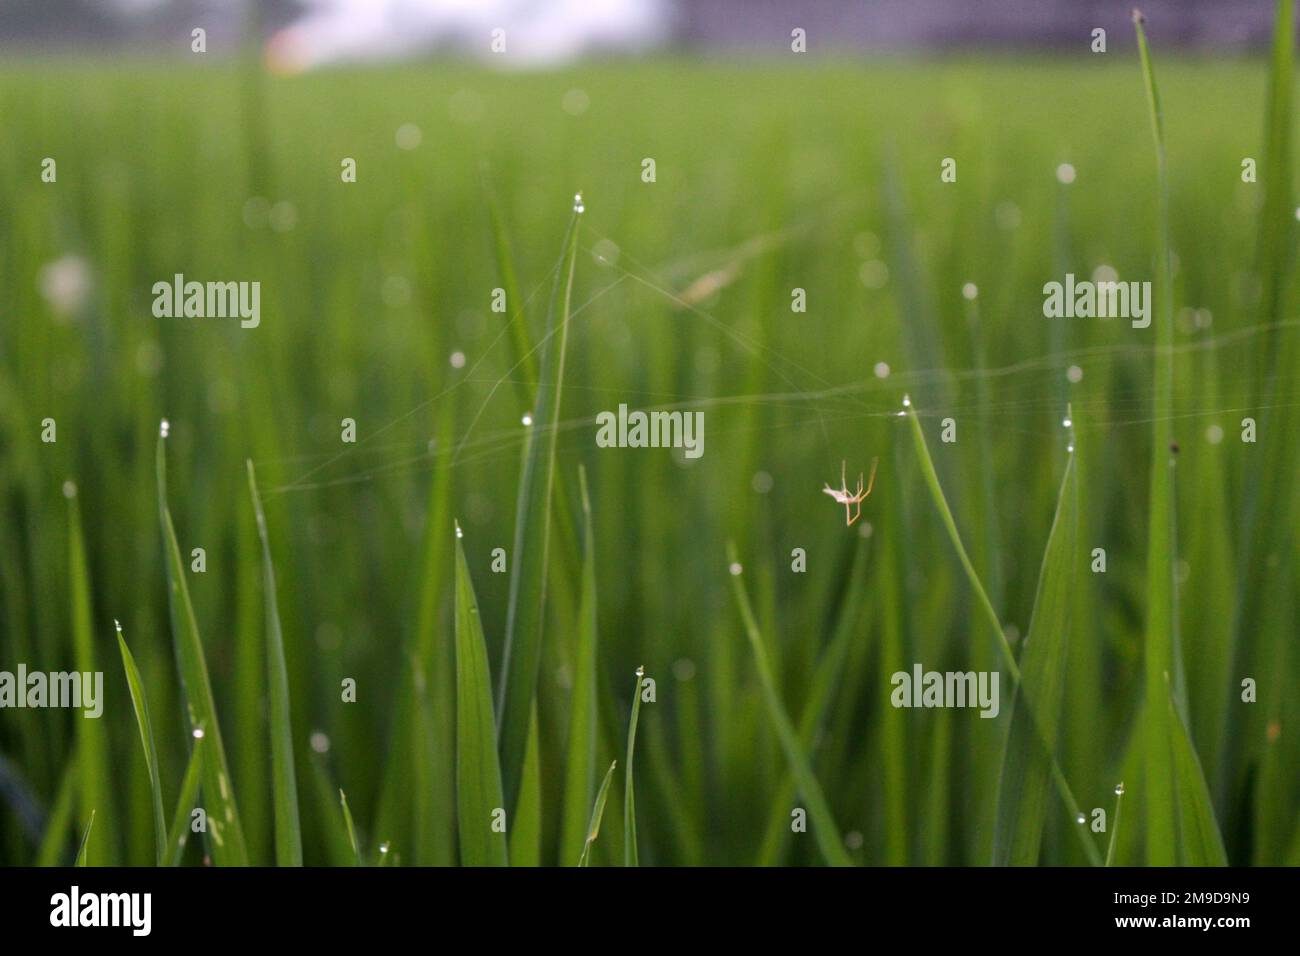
822,457 -> 878,526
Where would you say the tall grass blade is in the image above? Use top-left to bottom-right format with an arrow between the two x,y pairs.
166,733 -> 205,866
560,465 -> 599,865
37,758 -> 78,867
496,197 -> 583,813
579,760 -> 617,867
1166,678 -> 1229,865
727,542 -> 852,867
1105,784 -> 1125,867
65,483 -> 114,865
993,412 -> 1078,865
1134,10 -> 1183,865
903,400 -> 1101,865
510,706 -> 543,866
246,460 -> 303,866
453,521 -> 509,866
156,422 -> 248,865
623,666 -> 645,867
116,621 -> 167,864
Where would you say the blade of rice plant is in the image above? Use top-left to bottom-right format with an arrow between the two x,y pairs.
156,422 -> 248,865
579,760 -> 617,867
560,465 -> 599,866
1166,677 -> 1229,866
73,810 -> 94,867
993,412 -> 1078,865
623,666 -> 645,867
481,168 -> 535,406
165,733 -> 205,866
1106,784 -> 1125,867
36,757 -> 78,867
756,533 -> 870,865
510,706 -> 543,866
116,621 -> 167,864
496,197 -> 583,814
453,521 -> 508,866
1134,10 -> 1182,866
339,789 -> 362,866
903,400 -> 1102,865
727,542 -> 852,867
65,483 -> 114,865
246,460 -> 302,866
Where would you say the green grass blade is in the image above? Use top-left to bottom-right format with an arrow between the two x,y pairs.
579,760 -> 617,867
246,460 -> 303,866
36,757 -> 78,867
510,706 -> 543,866
115,621 -> 167,865
482,168 -> 535,406
496,197 -> 583,813
903,400 -> 1102,865
453,521 -> 509,867
623,666 -> 645,867
65,483 -> 114,865
1167,678 -> 1229,865
156,422 -> 248,865
727,542 -> 852,867
993,413 -> 1078,865
1134,10 -> 1182,866
165,733 -> 205,866
1105,784 -> 1125,867
560,465 -> 599,866
339,789 -> 362,866
73,810 -> 94,867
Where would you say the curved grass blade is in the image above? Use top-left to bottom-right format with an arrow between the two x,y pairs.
1134,10 -> 1182,865
116,621 -> 167,864
903,400 -> 1102,865
1106,784 -> 1125,867
496,197 -> 583,814
340,789 -> 362,866
165,733 -> 205,866
993,412 -> 1078,865
510,706 -> 543,866
453,521 -> 508,866
157,422 -> 248,865
579,760 -> 617,867
560,465 -> 599,866
73,810 -> 94,867
727,542 -> 852,867
247,460 -> 302,866
65,483 -> 114,865
624,666 -> 645,867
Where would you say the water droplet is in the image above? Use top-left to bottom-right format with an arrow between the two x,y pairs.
573,192 -> 585,214
62,480 -> 77,499
1076,813 -> 1086,824
159,418 -> 170,438
962,282 -> 978,300
1114,782 -> 1125,796
379,842 -> 390,854
873,361 -> 891,379
114,619 -> 122,634
455,522 -> 464,540
1062,418 -> 1072,428
1056,163 -> 1077,185
449,350 -> 466,369
635,665 -> 645,678
521,413 -> 533,426
192,728 -> 205,739
1066,365 -> 1084,383
728,561 -> 743,576
310,731 -> 331,754
1067,444 -> 1075,453
902,395 -> 911,408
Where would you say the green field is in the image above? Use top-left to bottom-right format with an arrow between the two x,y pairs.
1,30 -> 1298,867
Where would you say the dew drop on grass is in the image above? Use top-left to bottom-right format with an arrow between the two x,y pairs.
192,727 -> 205,739
728,562 -> 743,576
1062,417 -> 1072,428
1067,365 -> 1084,383
114,619 -> 122,634
449,350 -> 466,369
902,394 -> 911,408
521,413 -> 533,426
159,418 -> 170,438
62,480 -> 76,499
1115,782 -> 1125,796
573,192 -> 585,214
1076,814 -> 1086,824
